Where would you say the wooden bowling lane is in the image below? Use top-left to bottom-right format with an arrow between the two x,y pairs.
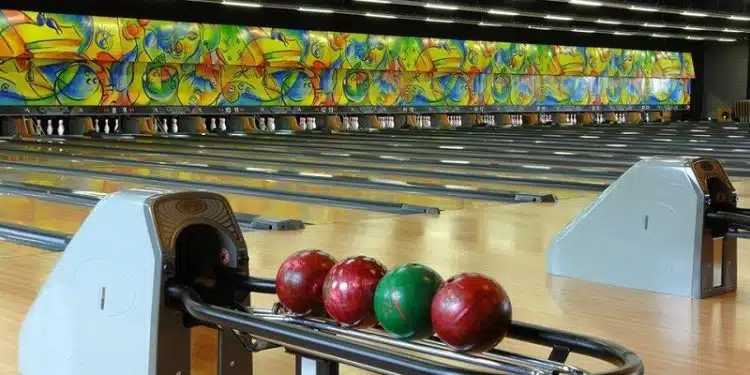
11,142 -> 601,200
17,137 -> 623,182
0,153 -> 512,210
4,182 -> 750,374
0,194 -> 91,234
0,167 -> 396,225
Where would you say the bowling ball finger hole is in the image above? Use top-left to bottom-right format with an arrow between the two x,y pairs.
174,223 -> 247,307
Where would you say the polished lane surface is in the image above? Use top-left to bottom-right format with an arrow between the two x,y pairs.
20,137 -> 630,179
0,153 -> 495,211
0,142 -> 599,199
0,167 -> 401,225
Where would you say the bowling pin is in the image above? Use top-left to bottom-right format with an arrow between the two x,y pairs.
267,117 -> 276,131
307,117 -> 315,130
171,118 -> 178,133
210,118 -> 216,131
104,119 -> 110,134
47,120 -> 53,135
299,117 -> 307,131
114,119 -> 119,133
94,118 -> 100,132
342,116 -> 350,130
353,117 -> 360,130
426,116 -> 431,128
57,119 -> 64,135
219,118 -> 226,131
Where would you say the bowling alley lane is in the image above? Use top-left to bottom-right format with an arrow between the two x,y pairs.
0,194 -> 91,234
4,143 -> 601,199
94,135 -> 640,168
0,153 -> 525,210
0,167 -> 398,225
19,137 -> 625,181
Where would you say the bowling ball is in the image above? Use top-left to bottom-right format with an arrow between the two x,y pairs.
374,263 -> 443,340
323,256 -> 387,328
276,249 -> 337,316
431,273 -> 512,353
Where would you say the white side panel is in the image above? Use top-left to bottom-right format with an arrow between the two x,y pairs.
548,158 -> 704,297
19,190 -> 163,375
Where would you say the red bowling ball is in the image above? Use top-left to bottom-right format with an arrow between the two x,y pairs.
431,273 -> 512,353
322,256 -> 388,328
276,250 -> 337,316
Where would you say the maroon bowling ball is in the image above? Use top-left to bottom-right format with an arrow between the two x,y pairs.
431,273 -> 512,353
276,250 -> 337,316
322,256 -> 388,328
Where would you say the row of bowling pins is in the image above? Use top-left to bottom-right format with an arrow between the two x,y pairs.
509,114 -> 523,126
93,118 -> 120,134
478,114 -> 496,126
416,115 -> 433,128
298,117 -> 318,130
207,117 -> 227,132
593,113 -> 606,124
158,118 -> 180,133
563,114 -> 578,124
36,119 -> 66,135
342,116 -> 360,130
377,116 -> 396,129
257,117 -> 276,131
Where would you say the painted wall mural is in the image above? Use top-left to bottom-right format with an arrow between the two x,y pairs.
0,59 -> 690,107
0,9 -> 693,108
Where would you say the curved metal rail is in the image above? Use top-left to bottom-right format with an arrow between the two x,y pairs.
170,283 -> 644,375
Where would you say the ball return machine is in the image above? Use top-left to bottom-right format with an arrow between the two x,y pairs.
549,157 -> 747,299
19,190 -> 643,375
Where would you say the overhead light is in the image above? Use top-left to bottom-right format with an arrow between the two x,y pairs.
354,0 -> 392,3
596,19 -> 621,25
425,3 -> 459,11
719,38 -> 737,42
569,0 -> 602,6
651,33 -> 668,38
681,11 -> 707,17
298,6 -> 334,13
643,23 -> 665,28
629,5 -> 659,12
545,15 -> 573,21
529,26 -> 551,30
613,31 -> 632,35
366,12 -> 397,19
686,36 -> 704,40
572,28 -> 595,33
729,15 -> 750,21
488,9 -> 519,16
479,21 -> 503,27
683,26 -> 705,30
723,28 -> 743,33
425,17 -> 454,23
221,1 -> 262,7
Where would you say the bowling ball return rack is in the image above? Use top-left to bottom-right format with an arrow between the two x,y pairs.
170,281 -> 644,375
18,189 -> 644,375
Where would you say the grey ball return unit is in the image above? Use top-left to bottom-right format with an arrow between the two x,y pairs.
19,189 -> 643,375
549,157 -> 742,299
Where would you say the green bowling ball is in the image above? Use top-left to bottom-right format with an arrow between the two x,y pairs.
373,263 -> 444,340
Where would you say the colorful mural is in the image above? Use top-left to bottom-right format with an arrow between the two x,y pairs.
0,59 -> 690,107
0,9 -> 693,108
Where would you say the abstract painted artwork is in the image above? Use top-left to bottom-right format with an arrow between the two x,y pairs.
0,9 -> 693,108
